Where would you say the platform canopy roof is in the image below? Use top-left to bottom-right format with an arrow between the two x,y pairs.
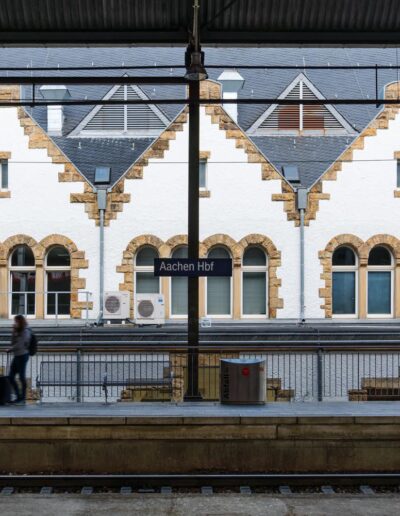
1,0 -> 400,46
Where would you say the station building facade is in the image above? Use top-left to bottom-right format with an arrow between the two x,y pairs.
1,48 -> 400,322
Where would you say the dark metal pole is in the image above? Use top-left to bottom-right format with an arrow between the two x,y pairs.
184,78 -> 202,401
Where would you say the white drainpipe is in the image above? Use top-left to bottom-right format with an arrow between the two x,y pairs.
297,188 -> 308,322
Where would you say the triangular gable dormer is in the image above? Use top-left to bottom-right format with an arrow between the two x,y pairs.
248,73 -> 356,136
69,82 -> 170,138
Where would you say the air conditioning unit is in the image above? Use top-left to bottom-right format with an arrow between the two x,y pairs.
103,291 -> 130,320
135,293 -> 165,326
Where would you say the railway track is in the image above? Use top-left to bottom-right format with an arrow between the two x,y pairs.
1,473 -> 400,494
3,322 -> 400,347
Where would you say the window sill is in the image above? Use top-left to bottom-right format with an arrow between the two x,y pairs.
0,190 -> 10,198
394,189 -> 400,198
199,189 -> 211,198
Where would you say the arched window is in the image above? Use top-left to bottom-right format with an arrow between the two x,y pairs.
206,247 -> 232,317
367,246 -> 393,316
9,245 -> 36,316
45,246 -> 71,317
242,247 -> 267,316
171,246 -> 188,317
135,246 -> 160,295
332,246 -> 357,316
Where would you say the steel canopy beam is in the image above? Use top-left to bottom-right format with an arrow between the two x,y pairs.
0,31 -> 188,45
3,30 -> 400,46
2,0 -> 400,47
0,76 -> 187,85
0,98 -> 398,107
200,31 -> 400,46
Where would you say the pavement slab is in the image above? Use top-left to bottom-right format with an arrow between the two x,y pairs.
0,494 -> 399,516
2,401 -> 400,419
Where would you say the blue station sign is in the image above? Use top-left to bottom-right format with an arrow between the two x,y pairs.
154,258 -> 232,277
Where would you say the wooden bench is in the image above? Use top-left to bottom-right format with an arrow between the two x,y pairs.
37,359 -> 173,403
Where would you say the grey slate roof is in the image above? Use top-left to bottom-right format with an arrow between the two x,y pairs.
52,137 -> 154,185
1,47 -> 400,188
252,136 -> 352,188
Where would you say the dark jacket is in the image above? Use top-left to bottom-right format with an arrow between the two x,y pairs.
11,328 -> 30,357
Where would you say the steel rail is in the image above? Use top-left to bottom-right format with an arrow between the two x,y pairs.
2,330 -> 400,337
0,473 -> 400,488
1,329 -> 400,337
0,334 -> 398,339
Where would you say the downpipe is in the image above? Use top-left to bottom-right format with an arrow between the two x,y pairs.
96,188 -> 107,326
297,188 -> 308,324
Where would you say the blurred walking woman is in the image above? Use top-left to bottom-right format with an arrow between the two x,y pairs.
9,315 -> 30,405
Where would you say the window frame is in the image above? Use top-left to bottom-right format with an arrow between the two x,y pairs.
8,245 -> 36,318
332,246 -> 359,318
134,246 -> 161,317
205,246 -> 233,318
240,247 -> 268,318
44,246 -> 72,319
367,246 -> 394,318
169,246 -> 188,319
199,158 -> 208,191
0,159 -> 8,190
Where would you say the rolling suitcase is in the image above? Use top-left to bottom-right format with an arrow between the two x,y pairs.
0,352 -> 11,405
0,375 -> 11,405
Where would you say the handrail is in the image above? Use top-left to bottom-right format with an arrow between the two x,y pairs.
1,338 -> 400,346
0,290 -> 93,325
3,342 -> 400,353
2,340 -> 400,403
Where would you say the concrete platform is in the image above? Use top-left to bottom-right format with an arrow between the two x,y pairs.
2,400 -> 400,418
1,494 -> 400,516
1,402 -> 400,474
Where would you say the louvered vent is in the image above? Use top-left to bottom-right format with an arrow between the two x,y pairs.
126,87 -> 166,131
259,80 -> 344,132
81,85 -> 168,135
302,83 -> 343,130
260,83 -> 300,129
86,86 -> 125,131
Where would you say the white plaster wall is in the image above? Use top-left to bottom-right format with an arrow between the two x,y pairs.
106,108 -> 299,318
0,107 -> 99,316
13,103 -> 400,321
305,114 -> 400,318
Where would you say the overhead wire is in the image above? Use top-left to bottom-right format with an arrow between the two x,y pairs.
0,97 -> 399,106
5,158 -> 400,165
3,64 -> 400,72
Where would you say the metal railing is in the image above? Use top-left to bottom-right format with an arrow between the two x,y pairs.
2,342 -> 400,403
0,291 -> 93,325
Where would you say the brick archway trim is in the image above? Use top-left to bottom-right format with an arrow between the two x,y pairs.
319,233 -> 400,318
117,233 -> 283,318
0,233 -> 91,318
